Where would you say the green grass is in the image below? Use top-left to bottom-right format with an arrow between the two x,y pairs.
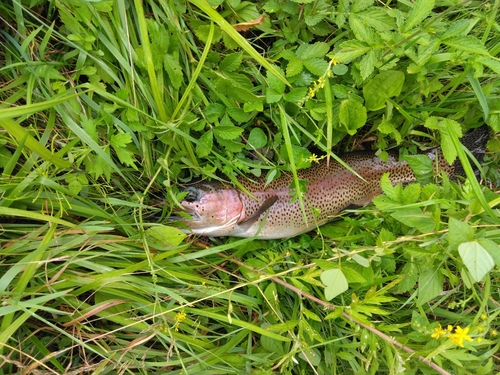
1,0 -> 500,374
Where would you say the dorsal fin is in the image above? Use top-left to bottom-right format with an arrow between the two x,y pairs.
237,196 -> 278,231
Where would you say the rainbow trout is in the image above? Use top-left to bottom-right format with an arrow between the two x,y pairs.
178,127 -> 489,239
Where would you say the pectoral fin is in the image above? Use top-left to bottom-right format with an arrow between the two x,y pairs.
237,196 -> 278,231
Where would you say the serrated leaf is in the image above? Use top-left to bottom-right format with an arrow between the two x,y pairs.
403,0 -> 435,33
442,36 -> 489,56
448,217 -> 474,251
286,58 -> 303,77
295,42 -> 329,59
321,268 -> 348,301
359,49 -> 376,80
248,128 -> 267,148
146,225 -> 186,247
220,52 -> 243,72
196,130 -> 213,157
227,108 -> 249,123
417,267 -> 443,306
355,7 -> 395,31
303,58 -> 329,75
213,125 -> 244,140
478,58 -> 500,74
404,154 -> 433,177
349,16 -> 376,44
267,66 -> 286,93
363,70 -> 405,111
164,54 -> 183,89
114,146 -> 136,168
458,241 -> 494,282
424,117 -> 461,164
110,132 -> 132,148
217,138 -> 244,152
283,87 -> 307,102
441,19 -> 476,39
391,208 -> 435,233
339,99 -> 367,135
265,88 -> 282,103
332,40 -> 371,63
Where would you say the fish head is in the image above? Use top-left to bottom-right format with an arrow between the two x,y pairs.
178,184 -> 246,236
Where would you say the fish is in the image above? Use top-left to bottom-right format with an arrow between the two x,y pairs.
177,126 -> 489,239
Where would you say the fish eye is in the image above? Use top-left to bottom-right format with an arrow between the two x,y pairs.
183,187 -> 200,202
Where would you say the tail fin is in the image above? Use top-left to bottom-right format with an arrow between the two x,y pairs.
454,125 -> 489,178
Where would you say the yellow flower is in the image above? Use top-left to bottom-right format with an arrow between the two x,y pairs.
447,325 -> 453,331
431,324 -> 448,340
450,326 -> 473,348
481,314 -> 487,320
478,326 -> 484,333
492,330 -> 498,337
477,338 -> 483,343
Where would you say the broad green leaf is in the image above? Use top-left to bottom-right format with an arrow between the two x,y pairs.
442,36 -> 489,56
417,267 -> 443,306
295,42 -> 329,59
267,67 -> 286,93
164,54 -> 183,89
359,49 -> 377,80
448,217 -> 474,251
248,128 -> 267,148
303,58 -> 329,76
146,226 -> 187,248
220,51 -> 243,72
363,70 -> 405,111
404,154 -> 433,177
391,208 -> 435,233
424,117 -> 461,164
213,126 -> 244,140
379,173 -> 400,202
355,7 -> 395,31
403,0 -> 434,33
110,132 -> 132,148
321,268 -> 348,301
349,16 -> 376,44
196,130 -> 213,157
478,239 -> 500,267
283,87 -> 307,102
441,19 -> 477,39
286,58 -> 303,77
331,40 -> 371,63
266,88 -> 283,103
479,57 -> 500,75
339,99 -> 367,135
458,241 -> 494,282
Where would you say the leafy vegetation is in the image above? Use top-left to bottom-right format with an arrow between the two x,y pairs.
1,0 -> 499,374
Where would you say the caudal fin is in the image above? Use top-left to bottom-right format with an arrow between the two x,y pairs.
454,125 -> 489,178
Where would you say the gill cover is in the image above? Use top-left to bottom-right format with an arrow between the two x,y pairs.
179,184 -> 246,236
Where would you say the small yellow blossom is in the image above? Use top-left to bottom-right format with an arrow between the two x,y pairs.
481,314 -> 487,320
174,310 -> 187,332
492,330 -> 498,337
478,326 -> 484,333
431,324 -> 448,340
331,59 -> 339,65
447,325 -> 453,331
450,326 -> 473,348
477,338 -> 483,343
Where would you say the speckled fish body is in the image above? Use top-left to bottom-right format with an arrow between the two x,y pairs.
178,127 -> 488,239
